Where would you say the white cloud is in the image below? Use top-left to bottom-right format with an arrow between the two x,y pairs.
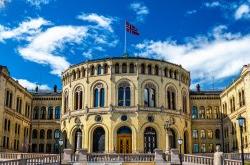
77,13 -> 115,32
0,0 -> 10,8
235,4 -> 250,20
186,10 -> 197,15
26,0 -> 53,8
135,26 -> 250,89
18,25 -> 88,76
204,1 -> 220,8
130,2 -> 149,22
14,78 -> 50,90
0,17 -> 50,42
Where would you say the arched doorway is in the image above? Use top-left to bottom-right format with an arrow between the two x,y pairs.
62,131 -> 67,149
169,128 -> 176,149
144,127 -> 157,153
184,131 -> 188,153
117,126 -> 132,153
93,127 -> 105,153
74,129 -> 82,151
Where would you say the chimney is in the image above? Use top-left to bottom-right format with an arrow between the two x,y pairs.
196,84 -> 200,92
54,85 -> 57,93
35,86 -> 38,93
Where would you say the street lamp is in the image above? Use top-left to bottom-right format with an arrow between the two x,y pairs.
178,137 -> 183,165
58,138 -> 64,165
237,115 -> 245,165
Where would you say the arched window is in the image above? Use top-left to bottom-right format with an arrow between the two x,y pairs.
174,70 -> 178,79
72,70 -> 76,80
200,130 -> 206,139
182,91 -> 187,113
64,91 -> 68,113
55,106 -> 61,119
144,127 -> 157,153
199,106 -> 205,119
129,63 -> 134,73
207,130 -> 213,139
93,84 -> 105,107
122,63 -> 127,73
167,86 -> 176,110
48,106 -> 53,120
93,127 -> 105,153
141,64 -> 145,74
47,129 -> 52,139
54,129 -> 60,139
90,65 -> 95,75
32,129 -> 38,139
155,65 -> 159,75
77,69 -> 80,79
144,83 -> 156,107
40,106 -> 46,119
169,69 -> 173,78
164,68 -> 168,77
33,106 -> 39,119
74,87 -> 83,110
118,82 -> 131,106
103,64 -> 108,74
206,106 -> 212,119
81,67 -> 86,77
115,63 -> 119,74
148,65 -> 152,75
192,106 -> 198,119
40,129 -> 45,139
97,65 -> 101,75
215,129 -> 220,139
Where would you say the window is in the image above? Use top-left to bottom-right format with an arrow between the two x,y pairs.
129,63 -> 134,73
122,63 -> 127,73
169,70 -> 173,78
215,129 -> 220,139
118,82 -> 131,106
201,144 -> 206,153
192,106 -> 198,119
144,84 -> 156,107
201,130 -> 206,139
64,91 -> 69,113
239,91 -> 242,107
72,70 -> 76,80
199,106 -> 205,119
103,64 -> 108,74
33,106 -> 39,119
81,68 -> 86,77
40,106 -> 46,119
182,91 -> 187,113
155,65 -> 159,75
97,65 -> 101,75
167,86 -> 176,110
16,97 -> 22,113
192,130 -> 198,139
4,119 -> 7,131
55,106 -> 60,119
174,71 -> 178,79
93,84 -> 105,107
242,90 -> 245,106
77,69 -> 80,79
164,68 -> 168,77
39,143 -> 44,153
208,144 -> 213,153
5,90 -> 13,108
40,130 -> 45,139
32,129 -> 38,139
47,130 -> 52,139
74,86 -> 83,110
141,64 -> 145,74
206,106 -> 212,119
147,65 -> 152,74
193,144 -> 199,153
54,129 -> 60,139
8,120 -> 10,131
115,63 -> 119,74
48,106 -> 53,120
46,144 -> 52,153
207,130 -> 213,139
90,65 -> 95,75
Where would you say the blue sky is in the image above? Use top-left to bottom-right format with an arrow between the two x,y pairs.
0,0 -> 250,91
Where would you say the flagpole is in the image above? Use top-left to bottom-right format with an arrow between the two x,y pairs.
124,20 -> 127,54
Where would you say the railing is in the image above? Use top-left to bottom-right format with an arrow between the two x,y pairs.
183,154 -> 213,165
223,159 -> 242,165
224,153 -> 250,160
86,153 -> 155,162
0,155 -> 59,165
0,152 -> 59,160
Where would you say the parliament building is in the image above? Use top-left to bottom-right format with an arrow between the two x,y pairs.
0,57 -> 250,154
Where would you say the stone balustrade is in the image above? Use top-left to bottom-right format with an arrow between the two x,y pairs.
0,152 -> 59,160
183,154 -> 214,164
223,159 -> 242,165
224,153 -> 250,160
0,155 -> 59,165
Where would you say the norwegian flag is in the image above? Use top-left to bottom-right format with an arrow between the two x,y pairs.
126,21 -> 139,35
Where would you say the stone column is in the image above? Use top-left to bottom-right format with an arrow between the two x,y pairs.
214,145 -> 223,165
76,131 -> 82,152
165,130 -> 170,153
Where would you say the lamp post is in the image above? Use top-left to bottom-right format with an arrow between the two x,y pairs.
237,115 -> 245,165
178,137 -> 183,165
58,138 -> 64,165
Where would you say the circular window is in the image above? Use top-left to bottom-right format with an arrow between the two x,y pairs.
95,115 -> 102,122
147,115 -> 154,122
121,115 -> 128,121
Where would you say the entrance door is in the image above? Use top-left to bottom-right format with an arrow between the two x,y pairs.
117,134 -> 132,153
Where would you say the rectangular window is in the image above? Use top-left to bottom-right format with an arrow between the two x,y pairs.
201,130 -> 206,139
192,130 -> 198,139
193,144 -> 199,153
201,144 -> 206,153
